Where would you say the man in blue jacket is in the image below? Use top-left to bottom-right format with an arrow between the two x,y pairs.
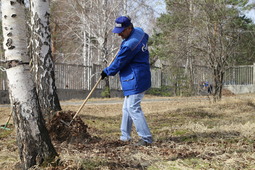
101,16 -> 153,146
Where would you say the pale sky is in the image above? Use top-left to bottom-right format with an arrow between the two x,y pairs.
246,0 -> 255,23
151,0 -> 254,22
246,10 -> 255,23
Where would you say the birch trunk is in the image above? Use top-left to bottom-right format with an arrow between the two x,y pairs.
100,0 -> 111,98
1,1 -> 57,169
30,0 -> 61,116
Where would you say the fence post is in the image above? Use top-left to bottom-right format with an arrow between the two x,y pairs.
253,63 -> 255,85
91,64 -> 97,90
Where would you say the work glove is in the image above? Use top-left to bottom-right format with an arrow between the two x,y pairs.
101,71 -> 108,80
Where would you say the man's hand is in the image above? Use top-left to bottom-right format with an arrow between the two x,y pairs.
101,71 -> 107,80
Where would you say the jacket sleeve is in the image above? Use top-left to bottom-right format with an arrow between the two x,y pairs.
103,46 -> 136,76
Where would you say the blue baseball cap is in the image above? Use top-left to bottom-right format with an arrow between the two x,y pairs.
112,16 -> 132,33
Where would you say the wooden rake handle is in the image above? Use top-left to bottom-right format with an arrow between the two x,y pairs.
71,50 -> 119,122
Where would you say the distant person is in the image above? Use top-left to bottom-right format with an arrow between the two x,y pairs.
101,16 -> 153,146
204,81 -> 209,89
202,81 -> 213,94
208,84 -> 213,94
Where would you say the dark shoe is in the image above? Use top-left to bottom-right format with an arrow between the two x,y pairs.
135,139 -> 151,146
119,140 -> 132,146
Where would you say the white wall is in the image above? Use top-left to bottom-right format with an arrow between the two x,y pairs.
224,85 -> 255,94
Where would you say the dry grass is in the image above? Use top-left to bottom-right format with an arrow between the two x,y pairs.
1,94 -> 255,169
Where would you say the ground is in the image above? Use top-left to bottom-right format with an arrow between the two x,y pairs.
1,93 -> 255,169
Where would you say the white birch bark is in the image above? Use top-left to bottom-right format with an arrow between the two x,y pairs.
2,1 -> 29,62
30,0 -> 61,115
1,1 -> 57,169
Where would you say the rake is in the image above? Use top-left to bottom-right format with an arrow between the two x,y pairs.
60,50 -> 119,126
0,111 -> 12,130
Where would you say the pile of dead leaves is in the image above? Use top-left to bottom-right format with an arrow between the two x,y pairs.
222,88 -> 235,96
47,111 -> 91,144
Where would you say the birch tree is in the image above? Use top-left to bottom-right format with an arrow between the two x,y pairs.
50,0 -> 158,97
30,0 -> 61,116
51,0 -> 157,64
51,0 -> 122,97
1,1 -> 57,169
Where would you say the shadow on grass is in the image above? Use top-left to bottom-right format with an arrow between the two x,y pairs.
79,114 -> 121,138
105,162 -> 144,170
79,114 -> 121,121
81,160 -> 144,170
181,110 -> 222,119
246,100 -> 255,109
159,130 -> 240,143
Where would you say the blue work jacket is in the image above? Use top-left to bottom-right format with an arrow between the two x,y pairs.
104,27 -> 151,96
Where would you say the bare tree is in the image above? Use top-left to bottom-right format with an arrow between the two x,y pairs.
125,0 -> 158,34
55,0 -> 122,61
1,1 -> 57,169
152,0 -> 254,99
50,0 -> 158,97
51,0 -> 122,97
30,0 -> 61,116
197,0 -> 247,101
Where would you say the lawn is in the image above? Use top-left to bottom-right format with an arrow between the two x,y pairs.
1,93 -> 255,169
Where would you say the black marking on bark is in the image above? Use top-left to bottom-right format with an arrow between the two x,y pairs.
7,61 -> 28,68
11,14 -> 17,18
16,0 -> 25,4
4,27 -> 8,31
10,1 -> 15,5
7,32 -> 12,37
6,38 -> 15,50
8,46 -> 15,50
4,15 -> 7,19
6,38 -> 13,47
8,60 -> 20,68
45,12 -> 50,18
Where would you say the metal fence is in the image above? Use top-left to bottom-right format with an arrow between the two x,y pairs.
55,63 -> 167,90
55,63 -> 92,90
0,63 -> 255,91
224,65 -> 254,85
55,63 -> 122,90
